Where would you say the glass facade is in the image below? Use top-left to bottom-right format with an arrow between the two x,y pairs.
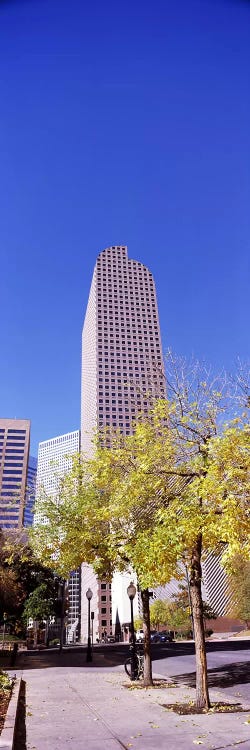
24,455 -> 38,527
0,419 -> 30,529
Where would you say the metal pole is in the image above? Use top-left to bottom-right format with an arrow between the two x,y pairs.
59,579 -> 66,653
2,622 -> 5,651
91,612 -> 94,647
86,599 -> 92,662
130,597 -> 136,680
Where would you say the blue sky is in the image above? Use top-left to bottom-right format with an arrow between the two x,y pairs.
0,0 -> 249,455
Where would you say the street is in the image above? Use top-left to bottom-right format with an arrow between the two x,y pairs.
100,639 -> 250,705
152,643 -> 250,705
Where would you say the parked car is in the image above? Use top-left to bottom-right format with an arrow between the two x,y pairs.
136,629 -> 174,644
157,631 -> 173,643
106,634 -> 116,643
151,630 -> 173,643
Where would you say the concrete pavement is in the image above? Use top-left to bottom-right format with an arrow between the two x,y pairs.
9,658 -> 250,750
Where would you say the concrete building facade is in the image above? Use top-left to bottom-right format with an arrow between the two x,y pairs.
81,245 -> 165,453
81,246 -> 166,641
0,418 -> 30,529
35,430 -> 81,643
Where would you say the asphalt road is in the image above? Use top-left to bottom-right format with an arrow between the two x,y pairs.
96,640 -> 250,705
2,639 -> 250,705
151,642 -> 250,704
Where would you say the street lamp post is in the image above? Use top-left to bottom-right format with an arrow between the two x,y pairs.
91,611 -> 94,647
86,588 -> 93,662
2,613 -> 7,651
127,581 -> 137,680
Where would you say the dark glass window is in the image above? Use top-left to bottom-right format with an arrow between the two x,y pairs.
4,462 -> 23,467
7,435 -> 25,441
8,429 -> 26,434
6,442 -> 25,447
1,487 -> 20,494
5,449 -> 24,454
3,468 -> 22,474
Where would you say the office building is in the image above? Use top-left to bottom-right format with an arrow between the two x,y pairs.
24,455 -> 37,527
81,245 -> 165,454
35,430 -> 81,643
36,430 -> 80,497
0,418 -> 30,529
81,246 -> 166,641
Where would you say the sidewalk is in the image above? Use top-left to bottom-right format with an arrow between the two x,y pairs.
11,659 -> 250,750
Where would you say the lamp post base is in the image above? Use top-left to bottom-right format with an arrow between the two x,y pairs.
86,636 -> 92,662
130,643 -> 137,681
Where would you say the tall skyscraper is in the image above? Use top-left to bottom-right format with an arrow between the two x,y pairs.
81,246 -> 166,641
24,455 -> 38,527
35,430 -> 81,643
81,245 -> 165,454
0,418 -> 30,529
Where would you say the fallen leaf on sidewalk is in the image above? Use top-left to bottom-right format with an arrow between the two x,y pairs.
193,742 -> 203,745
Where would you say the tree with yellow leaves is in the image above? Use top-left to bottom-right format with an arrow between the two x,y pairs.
87,356 -> 249,706
30,462 -> 116,581
31,355 -> 250,705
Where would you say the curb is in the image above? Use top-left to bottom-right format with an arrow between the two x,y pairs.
0,677 -> 22,750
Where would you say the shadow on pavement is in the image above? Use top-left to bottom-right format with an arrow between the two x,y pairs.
14,679 -> 27,750
171,661 -> 250,690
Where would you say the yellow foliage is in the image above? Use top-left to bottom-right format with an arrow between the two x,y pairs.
31,397 -> 249,589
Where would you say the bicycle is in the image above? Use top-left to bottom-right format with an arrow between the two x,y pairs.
124,644 -> 144,680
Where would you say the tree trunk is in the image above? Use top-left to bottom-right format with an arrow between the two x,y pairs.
189,534 -> 210,709
141,588 -> 153,686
